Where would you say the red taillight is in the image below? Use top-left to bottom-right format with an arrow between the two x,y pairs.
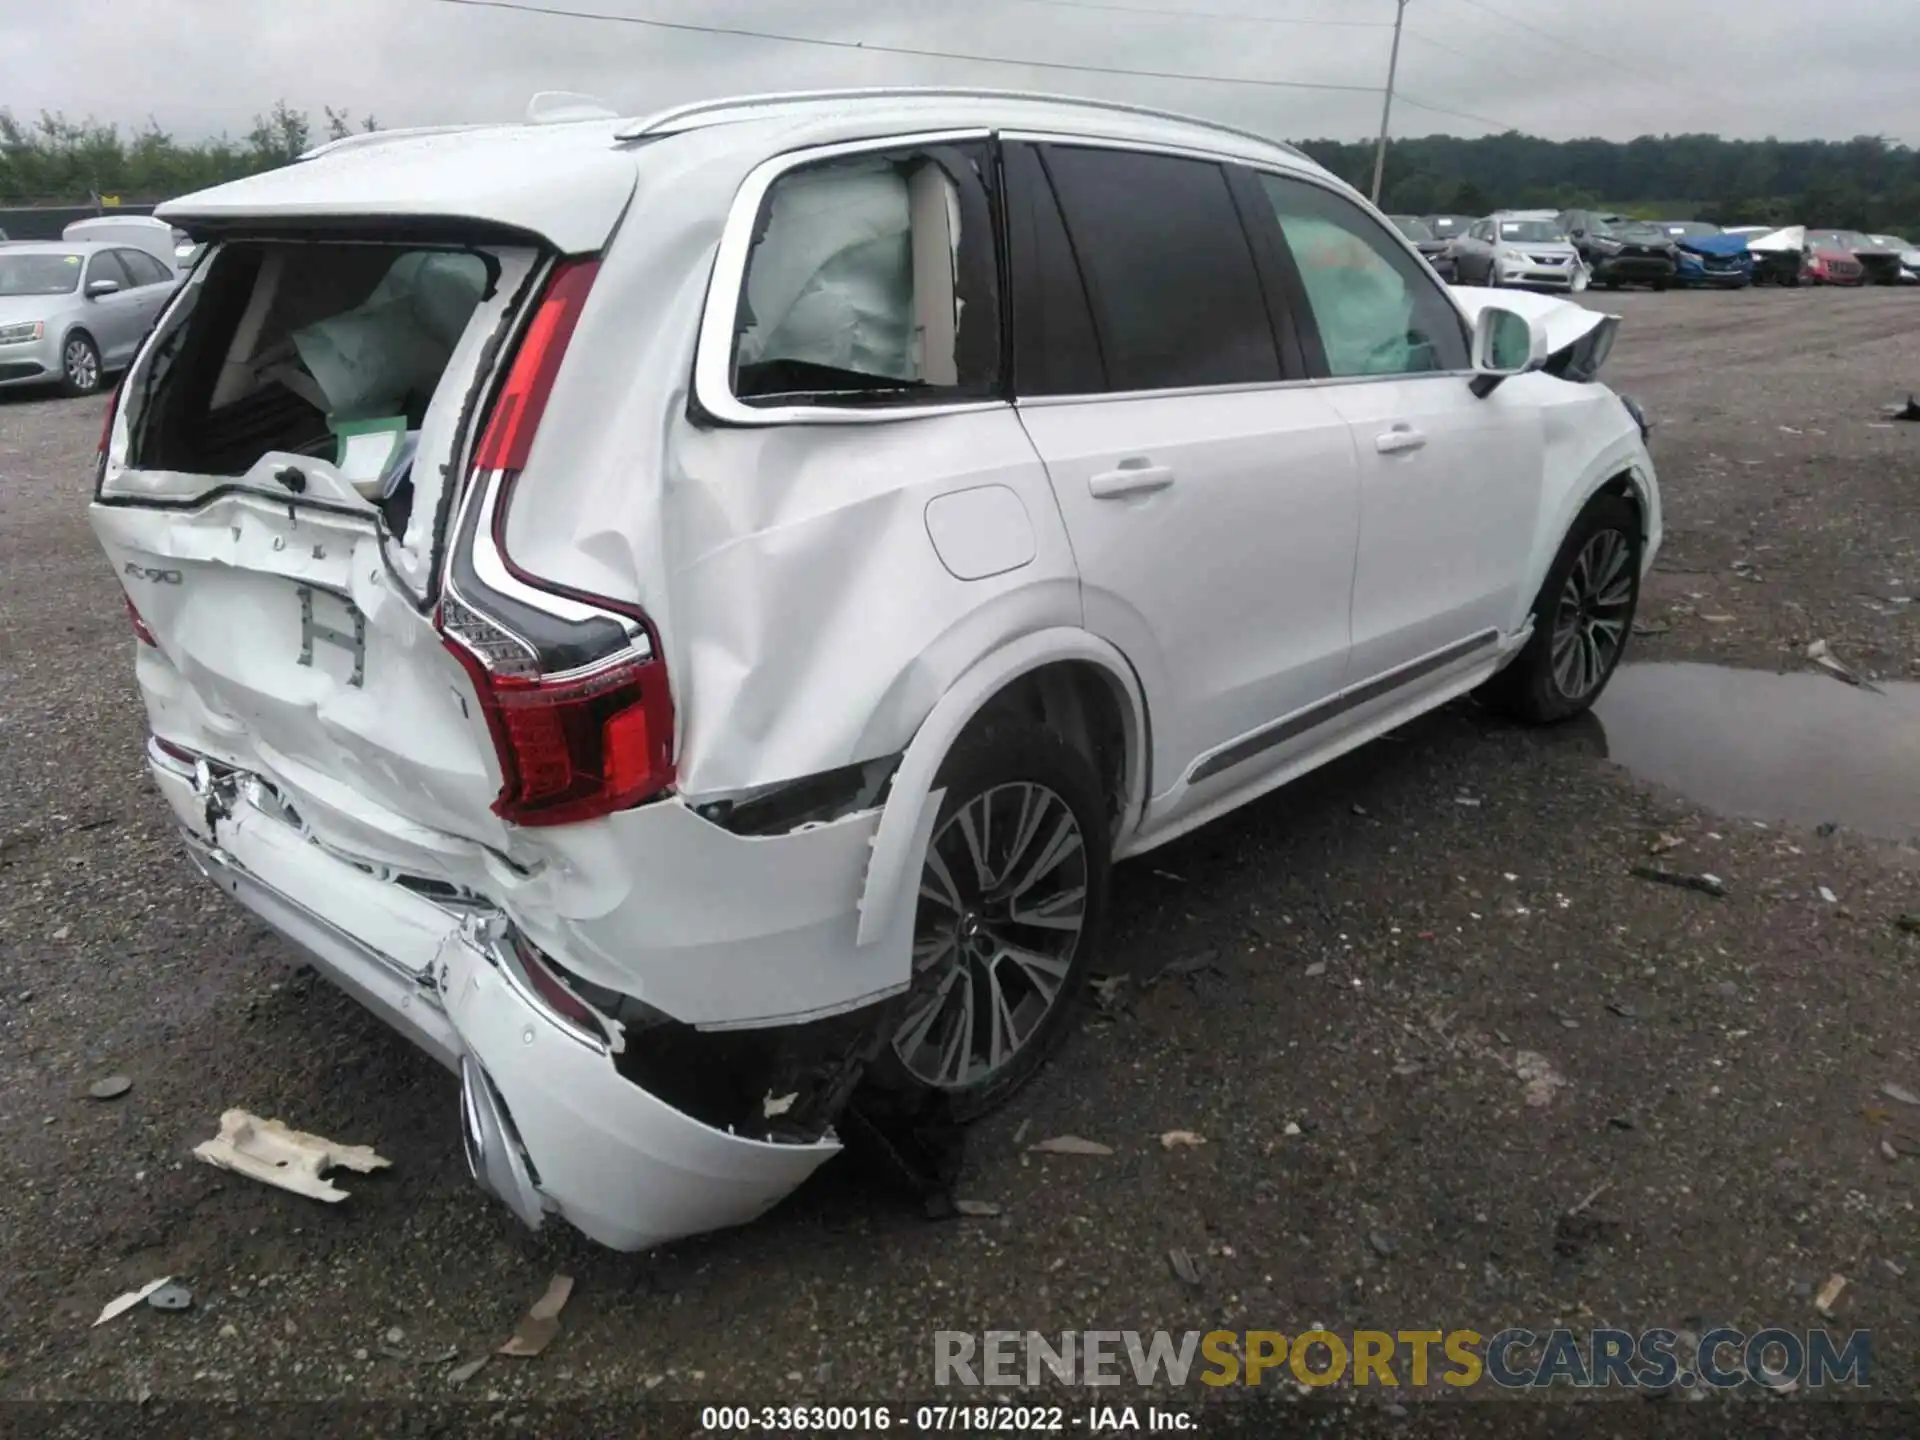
96,383 -> 121,483
442,632 -> 675,828
511,934 -> 604,1039
473,258 -> 600,472
124,594 -> 158,647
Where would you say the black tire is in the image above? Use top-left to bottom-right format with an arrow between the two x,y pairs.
1479,491 -> 1642,725
59,331 -> 103,397
1653,278 -> 1671,292
861,722 -> 1112,1122
1601,278 -> 1621,292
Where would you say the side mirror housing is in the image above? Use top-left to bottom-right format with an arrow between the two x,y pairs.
1469,306 -> 1547,397
85,278 -> 121,298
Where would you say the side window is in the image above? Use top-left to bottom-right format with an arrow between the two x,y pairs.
119,249 -> 171,287
84,251 -> 133,290
1004,143 -> 1106,396
731,142 -> 999,406
1256,173 -> 1470,379
1039,145 -> 1280,391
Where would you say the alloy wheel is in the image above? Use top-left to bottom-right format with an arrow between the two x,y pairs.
1550,527 -> 1634,701
64,339 -> 98,393
893,782 -> 1089,1091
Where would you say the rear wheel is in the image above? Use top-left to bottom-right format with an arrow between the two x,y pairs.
866,723 -> 1111,1121
1480,492 -> 1642,725
60,331 -> 102,397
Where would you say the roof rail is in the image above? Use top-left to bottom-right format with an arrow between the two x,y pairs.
299,124 -> 493,163
614,87 -> 1306,160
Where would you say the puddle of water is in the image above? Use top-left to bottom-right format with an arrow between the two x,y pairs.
1591,662 -> 1920,841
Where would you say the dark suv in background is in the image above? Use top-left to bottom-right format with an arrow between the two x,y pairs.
1558,210 -> 1678,290
1389,215 -> 1456,281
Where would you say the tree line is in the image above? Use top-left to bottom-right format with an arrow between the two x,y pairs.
1301,131 -> 1920,236
0,102 -> 375,206
5,98 -> 1918,239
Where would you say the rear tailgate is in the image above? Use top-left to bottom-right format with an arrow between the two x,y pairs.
92,214 -> 582,865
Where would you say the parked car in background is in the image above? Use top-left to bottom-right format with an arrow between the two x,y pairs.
1423,214 -> 1476,245
1747,226 -> 1809,285
1654,220 -> 1753,289
1450,212 -> 1586,291
89,88 -> 1659,1253
1557,211 -> 1678,291
61,216 -> 185,281
1389,214 -> 1456,280
1810,230 -> 1902,285
1868,235 -> 1920,283
0,240 -> 180,395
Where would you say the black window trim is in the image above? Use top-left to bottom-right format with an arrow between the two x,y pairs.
115,247 -> 170,288
689,127 -> 1017,428
85,249 -> 136,290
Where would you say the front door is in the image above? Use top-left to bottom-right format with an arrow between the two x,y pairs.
1250,173 -> 1545,683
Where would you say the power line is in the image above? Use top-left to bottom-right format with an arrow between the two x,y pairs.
1403,26 -> 1546,91
1009,0 -> 1391,28
1396,91 -> 1519,132
421,0 -> 1386,94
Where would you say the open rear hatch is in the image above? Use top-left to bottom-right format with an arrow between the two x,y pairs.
93,220 -> 670,880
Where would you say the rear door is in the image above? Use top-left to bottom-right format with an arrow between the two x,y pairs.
1250,172 -> 1544,682
1004,140 -> 1361,816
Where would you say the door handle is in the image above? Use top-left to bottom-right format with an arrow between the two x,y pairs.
1089,460 -> 1176,499
1375,426 -> 1428,456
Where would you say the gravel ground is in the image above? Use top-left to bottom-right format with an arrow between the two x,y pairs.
1,289 -> 1916,1418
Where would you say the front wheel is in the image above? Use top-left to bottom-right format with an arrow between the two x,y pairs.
60,331 -> 103,397
1480,492 -> 1642,725
865,723 -> 1112,1121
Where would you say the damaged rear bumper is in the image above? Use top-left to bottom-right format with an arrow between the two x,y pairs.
155,746 -> 840,1251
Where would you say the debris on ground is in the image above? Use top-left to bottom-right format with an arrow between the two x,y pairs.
1304,961 -> 1328,978
1012,1118 -> 1032,1146
191,1110 -> 390,1202
1159,1130 -> 1207,1149
496,1274 -> 574,1358
1648,833 -> 1685,855
87,1075 -> 132,1101
1883,1082 -> 1920,1107
1629,865 -> 1727,898
1896,915 -> 1920,935
1029,1135 -> 1113,1156
1368,1231 -> 1397,1258
1814,1273 -> 1848,1317
447,1355 -> 490,1386
1631,620 -> 1673,637
953,1199 -> 1003,1218
146,1282 -> 192,1312
1514,1052 -> 1568,1108
1884,395 -> 1920,422
93,1277 -> 175,1328
1818,886 -> 1839,904
1806,638 -> 1883,693
1606,1001 -> 1637,1020
1167,1248 -> 1201,1287
1089,975 -> 1130,1013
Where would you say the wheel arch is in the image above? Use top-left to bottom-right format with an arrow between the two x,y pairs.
854,628 -> 1149,949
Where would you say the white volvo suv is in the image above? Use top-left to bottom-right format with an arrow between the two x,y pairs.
90,89 -> 1658,1251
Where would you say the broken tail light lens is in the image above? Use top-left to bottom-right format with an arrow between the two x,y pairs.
508,932 -> 607,1042
438,253 -> 676,829
125,594 -> 158,647
443,634 -> 674,828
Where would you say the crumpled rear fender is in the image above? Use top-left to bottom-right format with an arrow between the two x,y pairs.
854,628 -> 1149,949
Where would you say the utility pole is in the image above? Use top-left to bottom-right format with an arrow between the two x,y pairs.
1370,0 -> 1410,205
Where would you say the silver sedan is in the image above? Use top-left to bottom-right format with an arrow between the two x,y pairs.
0,241 -> 179,397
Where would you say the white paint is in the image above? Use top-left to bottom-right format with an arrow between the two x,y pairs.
923,485 -> 1036,581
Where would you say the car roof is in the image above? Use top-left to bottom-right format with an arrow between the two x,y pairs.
0,239 -> 114,255
161,88 -> 1333,253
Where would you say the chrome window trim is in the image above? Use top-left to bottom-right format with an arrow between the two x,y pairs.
691,128 -> 1008,429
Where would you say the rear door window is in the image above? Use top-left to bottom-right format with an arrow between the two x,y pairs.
1039,145 -> 1280,392
1255,173 -> 1470,379
731,141 -> 1000,407
118,248 -> 172,287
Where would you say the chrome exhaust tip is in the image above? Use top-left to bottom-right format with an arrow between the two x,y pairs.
459,1055 -> 547,1231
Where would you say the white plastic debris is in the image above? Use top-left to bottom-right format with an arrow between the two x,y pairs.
192,1109 -> 390,1202
94,1276 -> 174,1328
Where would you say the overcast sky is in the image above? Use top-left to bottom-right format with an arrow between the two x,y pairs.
7,0 -> 1915,146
